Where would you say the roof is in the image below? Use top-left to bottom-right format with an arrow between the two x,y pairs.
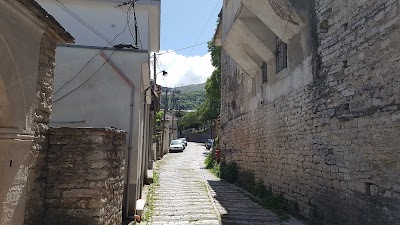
16,0 -> 74,43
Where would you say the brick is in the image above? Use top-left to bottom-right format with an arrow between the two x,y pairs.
218,1 -> 400,224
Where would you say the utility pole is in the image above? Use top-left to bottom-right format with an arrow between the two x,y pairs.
171,89 -> 176,140
160,88 -> 169,154
176,98 -> 180,137
153,53 -> 157,85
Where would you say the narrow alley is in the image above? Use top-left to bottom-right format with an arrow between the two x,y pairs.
147,143 -> 306,225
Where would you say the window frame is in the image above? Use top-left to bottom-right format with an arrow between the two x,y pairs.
261,62 -> 268,84
275,38 -> 287,74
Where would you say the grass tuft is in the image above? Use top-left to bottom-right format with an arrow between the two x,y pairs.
205,152 -> 220,177
143,167 -> 160,223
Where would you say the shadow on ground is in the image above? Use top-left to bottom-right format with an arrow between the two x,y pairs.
200,149 -> 305,225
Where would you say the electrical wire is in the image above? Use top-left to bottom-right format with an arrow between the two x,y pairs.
156,42 -> 209,55
172,0 -> 221,86
133,3 -> 143,49
56,0 -> 113,44
156,53 -> 210,88
157,59 -> 169,88
163,0 -> 221,87
53,50 -> 118,103
54,5 -> 132,95
126,3 -> 137,45
118,2 -> 141,49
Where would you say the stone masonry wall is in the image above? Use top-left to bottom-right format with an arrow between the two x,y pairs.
44,127 -> 126,225
220,0 -> 400,224
24,33 -> 57,225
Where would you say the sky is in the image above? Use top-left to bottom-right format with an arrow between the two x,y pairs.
156,0 -> 222,87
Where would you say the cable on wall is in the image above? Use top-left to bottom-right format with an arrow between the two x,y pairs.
53,49 -> 118,103
54,5 -> 132,95
56,0 -> 114,44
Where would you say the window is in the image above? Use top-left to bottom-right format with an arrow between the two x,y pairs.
276,38 -> 287,74
261,62 -> 268,84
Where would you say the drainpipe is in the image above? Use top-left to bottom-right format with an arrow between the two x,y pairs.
100,51 -> 135,219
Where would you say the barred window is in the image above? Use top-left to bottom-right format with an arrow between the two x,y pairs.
261,62 -> 268,84
276,38 -> 287,74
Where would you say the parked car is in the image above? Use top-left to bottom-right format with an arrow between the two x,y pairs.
176,139 -> 186,150
179,137 -> 187,146
205,139 -> 214,150
169,140 -> 184,152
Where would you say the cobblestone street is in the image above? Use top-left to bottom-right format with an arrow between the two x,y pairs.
148,143 -> 306,225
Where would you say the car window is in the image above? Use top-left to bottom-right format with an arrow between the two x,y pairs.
171,140 -> 181,145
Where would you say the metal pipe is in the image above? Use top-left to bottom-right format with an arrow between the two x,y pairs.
126,87 -> 134,217
99,51 -> 135,218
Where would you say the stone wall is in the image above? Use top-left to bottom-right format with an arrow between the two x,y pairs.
44,127 -> 126,225
220,0 -> 400,224
24,33 -> 57,225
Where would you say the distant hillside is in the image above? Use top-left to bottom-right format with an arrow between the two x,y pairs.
161,83 -> 206,111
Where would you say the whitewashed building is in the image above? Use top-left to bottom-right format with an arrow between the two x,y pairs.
37,0 -> 161,218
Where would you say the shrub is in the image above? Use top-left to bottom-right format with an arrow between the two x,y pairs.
220,161 -> 239,183
237,170 -> 256,193
205,152 -> 220,177
205,152 -> 214,169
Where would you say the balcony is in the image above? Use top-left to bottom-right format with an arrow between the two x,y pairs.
216,0 -> 304,77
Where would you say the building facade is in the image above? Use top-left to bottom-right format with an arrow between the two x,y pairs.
216,0 -> 400,224
36,0 -> 161,218
0,0 -> 73,224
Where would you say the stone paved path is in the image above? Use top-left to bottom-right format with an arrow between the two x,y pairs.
147,142 -> 306,225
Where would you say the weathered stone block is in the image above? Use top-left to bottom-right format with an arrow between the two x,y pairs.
219,0 -> 400,224
43,127 -> 126,225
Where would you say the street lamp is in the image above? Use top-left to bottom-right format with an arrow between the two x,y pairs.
154,70 -> 168,86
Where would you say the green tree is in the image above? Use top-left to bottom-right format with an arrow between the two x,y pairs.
156,111 -> 164,131
178,111 -> 203,130
198,42 -> 221,122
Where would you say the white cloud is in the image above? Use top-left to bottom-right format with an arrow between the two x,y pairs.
155,51 -> 215,87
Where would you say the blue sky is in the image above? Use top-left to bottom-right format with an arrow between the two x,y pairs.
158,0 -> 222,87
161,0 -> 222,56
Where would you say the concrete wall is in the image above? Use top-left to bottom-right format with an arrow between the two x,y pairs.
51,46 -> 147,131
36,0 -> 160,51
44,127 -> 126,225
50,45 -> 150,216
219,0 -> 400,224
35,0 -> 161,216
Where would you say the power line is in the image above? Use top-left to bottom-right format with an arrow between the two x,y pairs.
53,50 -> 118,103
119,2 -> 142,49
156,42 -> 209,55
172,0 -> 221,86
126,3 -> 137,45
133,4 -> 143,49
155,56 -> 170,88
156,54 -> 211,88
54,5 -> 132,95
56,0 -> 113,44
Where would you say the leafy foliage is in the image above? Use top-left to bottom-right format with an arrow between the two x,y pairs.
156,111 -> 163,131
197,42 -> 222,123
175,38 -> 222,130
205,152 -> 220,177
178,111 -> 203,130
160,84 -> 206,111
